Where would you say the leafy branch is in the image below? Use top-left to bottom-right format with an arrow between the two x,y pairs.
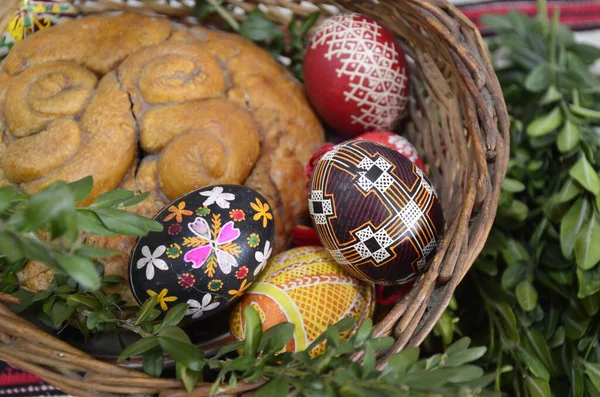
195,0 -> 320,80
438,2 -> 600,396
0,176 -> 162,291
121,305 -> 500,396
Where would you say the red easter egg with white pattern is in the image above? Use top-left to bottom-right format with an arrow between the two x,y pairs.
357,132 -> 424,171
303,13 -> 410,138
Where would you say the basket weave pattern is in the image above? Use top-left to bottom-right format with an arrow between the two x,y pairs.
0,1 -> 509,395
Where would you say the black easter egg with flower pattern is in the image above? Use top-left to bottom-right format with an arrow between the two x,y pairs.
308,140 -> 444,285
129,185 -> 275,321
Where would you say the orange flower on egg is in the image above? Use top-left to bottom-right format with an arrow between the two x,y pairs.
164,202 -> 193,223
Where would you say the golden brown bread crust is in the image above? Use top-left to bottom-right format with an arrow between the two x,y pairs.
1,14 -> 324,302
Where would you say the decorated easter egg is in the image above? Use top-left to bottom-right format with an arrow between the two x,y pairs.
303,13 -> 409,137
129,185 -> 275,320
357,132 -> 425,171
308,140 -> 444,285
229,247 -> 375,357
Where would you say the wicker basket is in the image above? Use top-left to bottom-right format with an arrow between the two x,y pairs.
0,1 -> 509,395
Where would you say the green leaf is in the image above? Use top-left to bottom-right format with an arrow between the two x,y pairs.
557,119 -> 581,153
66,295 -> 102,311
239,10 -> 282,42
299,11 -> 320,34
574,215 -> 600,270
516,280 -> 539,311
568,42 -> 600,63
577,265 -> 600,298
242,305 -> 262,357
229,355 -> 254,371
446,337 -> 471,356
495,302 -> 520,341
9,290 -> 34,313
176,363 -> 200,394
161,303 -> 189,328
94,208 -> 149,236
555,178 -> 583,204
324,324 -> 340,348
584,362 -> 600,392
445,365 -> 484,383
32,290 -> 52,302
548,326 -> 566,348
86,311 -> 102,329
527,107 -> 563,137
361,343 -> 375,379
587,379 -> 600,397
334,317 -> 356,333
135,295 -> 159,325
258,322 -> 294,354
368,336 -> 394,352
157,326 -> 190,343
517,345 -> 550,381
214,341 -> 244,359
531,218 -> 548,249
573,365 -> 585,397
256,377 -> 289,397
502,239 -> 530,265
381,347 -> 419,377
76,244 -> 117,258
561,197 -> 591,259
23,182 -> 74,232
354,318 -> 373,344
570,156 -> 600,195
100,275 -> 124,287
523,327 -> 554,374
90,190 -> 135,209
526,376 -> 551,397
142,346 -> 164,377
481,14 -> 514,31
118,337 -> 160,361
55,252 -> 101,291
565,311 -> 590,340
525,63 -> 551,92
444,347 -> 487,367
502,263 -> 529,290
75,210 -> 115,236
570,104 -> 600,120
0,232 -> 24,262
581,292 -> 600,315
0,186 -> 25,214
435,311 -> 454,347
68,176 -> 93,203
541,85 -> 562,105
503,178 -> 526,193
498,198 -> 529,225
120,192 -> 150,208
159,337 -> 203,371
49,301 -> 75,327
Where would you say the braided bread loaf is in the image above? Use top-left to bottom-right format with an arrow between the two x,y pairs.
0,13 -> 324,302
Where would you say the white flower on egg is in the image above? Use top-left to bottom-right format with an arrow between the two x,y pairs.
254,240 -> 273,276
199,186 -> 235,209
186,294 -> 220,319
136,245 -> 168,280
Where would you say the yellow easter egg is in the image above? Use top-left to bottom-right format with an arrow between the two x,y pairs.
229,246 -> 375,357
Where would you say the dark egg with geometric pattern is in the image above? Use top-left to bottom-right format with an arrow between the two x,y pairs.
308,140 -> 444,285
129,185 -> 275,321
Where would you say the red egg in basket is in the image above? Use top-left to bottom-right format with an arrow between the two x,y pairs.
303,13 -> 410,138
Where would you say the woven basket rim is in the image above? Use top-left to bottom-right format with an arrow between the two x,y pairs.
0,1 -> 510,395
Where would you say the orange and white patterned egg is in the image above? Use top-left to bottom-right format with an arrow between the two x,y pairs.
229,246 -> 375,356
